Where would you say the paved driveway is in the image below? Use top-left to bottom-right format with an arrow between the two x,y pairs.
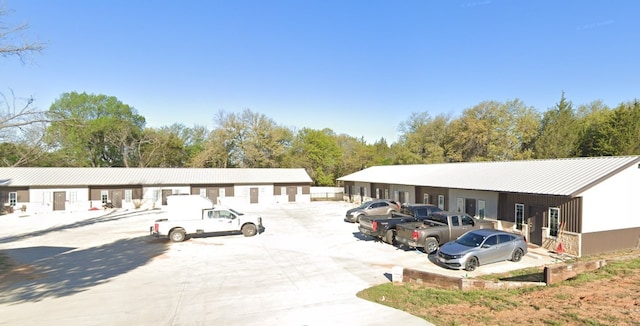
0,202 -> 555,325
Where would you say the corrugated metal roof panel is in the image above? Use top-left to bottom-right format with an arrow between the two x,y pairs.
338,156 -> 640,196
0,168 -> 312,187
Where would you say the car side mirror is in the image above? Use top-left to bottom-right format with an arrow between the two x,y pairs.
482,244 -> 491,249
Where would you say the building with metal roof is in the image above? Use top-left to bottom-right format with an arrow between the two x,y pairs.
0,167 -> 313,213
338,156 -> 640,257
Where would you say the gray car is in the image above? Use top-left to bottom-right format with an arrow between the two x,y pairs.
436,229 -> 528,271
344,199 -> 400,223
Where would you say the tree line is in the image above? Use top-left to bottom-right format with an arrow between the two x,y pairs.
2,6 -> 639,186
1,91 -> 639,186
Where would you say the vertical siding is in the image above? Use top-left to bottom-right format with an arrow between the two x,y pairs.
498,193 -> 582,233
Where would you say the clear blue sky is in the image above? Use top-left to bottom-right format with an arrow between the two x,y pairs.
2,1 -> 639,144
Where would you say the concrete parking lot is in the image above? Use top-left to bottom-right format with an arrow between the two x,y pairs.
0,202 -> 556,325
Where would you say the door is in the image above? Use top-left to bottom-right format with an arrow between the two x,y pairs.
207,188 -> 219,205
478,235 -> 503,264
250,188 -> 259,204
112,190 -> 123,208
53,191 -> 66,211
528,206 -> 545,245
465,198 -> 476,217
161,189 -> 172,206
204,209 -> 238,232
286,187 -> 296,202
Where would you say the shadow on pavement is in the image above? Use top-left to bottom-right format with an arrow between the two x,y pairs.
0,209 -> 163,245
0,235 -> 168,303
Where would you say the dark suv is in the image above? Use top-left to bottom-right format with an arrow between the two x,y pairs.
358,203 -> 443,244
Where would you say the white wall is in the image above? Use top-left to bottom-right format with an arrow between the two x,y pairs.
27,188 -> 91,213
448,189 -> 499,219
580,164 -> 640,232
389,185 -> 416,204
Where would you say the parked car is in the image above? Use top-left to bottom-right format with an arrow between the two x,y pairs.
358,204 -> 443,244
436,229 -> 528,271
344,199 -> 400,223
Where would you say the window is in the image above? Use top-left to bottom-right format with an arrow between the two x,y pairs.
423,194 -> 429,204
497,234 -> 513,243
451,216 -> 460,226
153,189 -> 160,202
219,188 -> 226,197
478,200 -> 486,219
69,191 -> 77,203
101,190 -> 109,204
9,192 -> 17,206
376,188 -> 381,199
484,235 -> 498,246
384,189 -> 389,199
461,215 -> 475,225
438,195 -> 445,210
456,198 -> 464,212
297,186 -> 302,194
393,191 -> 399,202
515,204 -> 524,230
549,208 -> 560,237
200,188 -> 207,197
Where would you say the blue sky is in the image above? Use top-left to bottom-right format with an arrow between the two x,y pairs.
2,1 -> 639,144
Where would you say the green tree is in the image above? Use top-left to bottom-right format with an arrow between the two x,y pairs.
396,112 -> 450,164
582,100 -> 640,156
289,128 -> 341,186
534,92 -> 580,159
192,109 -> 291,168
447,99 -> 539,162
46,92 -> 145,167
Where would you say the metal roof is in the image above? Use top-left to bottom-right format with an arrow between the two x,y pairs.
337,156 -> 640,196
0,168 -> 312,187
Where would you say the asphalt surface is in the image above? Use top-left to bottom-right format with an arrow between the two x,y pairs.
0,202 -> 557,325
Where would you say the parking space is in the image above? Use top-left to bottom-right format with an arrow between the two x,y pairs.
0,202 -> 555,325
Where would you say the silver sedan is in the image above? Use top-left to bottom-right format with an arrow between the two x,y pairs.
436,229 -> 528,271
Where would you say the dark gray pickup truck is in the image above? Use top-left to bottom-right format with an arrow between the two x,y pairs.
358,204 -> 443,244
395,211 -> 494,253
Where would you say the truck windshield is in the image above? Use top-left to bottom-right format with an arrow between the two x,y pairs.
455,231 -> 486,248
229,208 -> 244,216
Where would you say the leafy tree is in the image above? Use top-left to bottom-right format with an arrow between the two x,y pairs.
447,99 -> 539,162
581,100 -> 640,156
192,109 -> 291,168
46,92 -> 145,167
534,92 -> 580,159
289,128 -> 341,186
396,112 -> 450,164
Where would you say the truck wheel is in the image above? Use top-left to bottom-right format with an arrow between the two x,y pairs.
384,229 -> 396,245
242,224 -> 258,237
169,229 -> 186,242
465,256 -> 479,271
511,248 -> 524,262
424,237 -> 439,254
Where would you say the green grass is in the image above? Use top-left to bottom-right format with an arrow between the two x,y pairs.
357,253 -> 640,325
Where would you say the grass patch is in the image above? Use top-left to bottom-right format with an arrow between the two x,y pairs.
357,252 -> 640,325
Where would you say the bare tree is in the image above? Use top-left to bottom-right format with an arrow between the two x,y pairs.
1,4 -> 45,61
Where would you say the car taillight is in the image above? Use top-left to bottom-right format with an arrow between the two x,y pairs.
372,221 -> 378,231
524,236 -> 527,243
154,223 -> 159,232
412,230 -> 419,241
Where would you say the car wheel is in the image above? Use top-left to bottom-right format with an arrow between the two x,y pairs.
356,214 -> 364,223
511,248 -> 524,262
465,256 -> 479,271
169,229 -> 186,242
424,237 -> 439,254
384,229 -> 396,245
242,224 -> 258,237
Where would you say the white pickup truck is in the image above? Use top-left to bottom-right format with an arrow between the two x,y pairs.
150,195 -> 263,242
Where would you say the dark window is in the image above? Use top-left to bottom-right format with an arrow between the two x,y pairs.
497,234 -> 513,243
484,235 -> 498,246
451,216 -> 460,226
461,215 -> 475,225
